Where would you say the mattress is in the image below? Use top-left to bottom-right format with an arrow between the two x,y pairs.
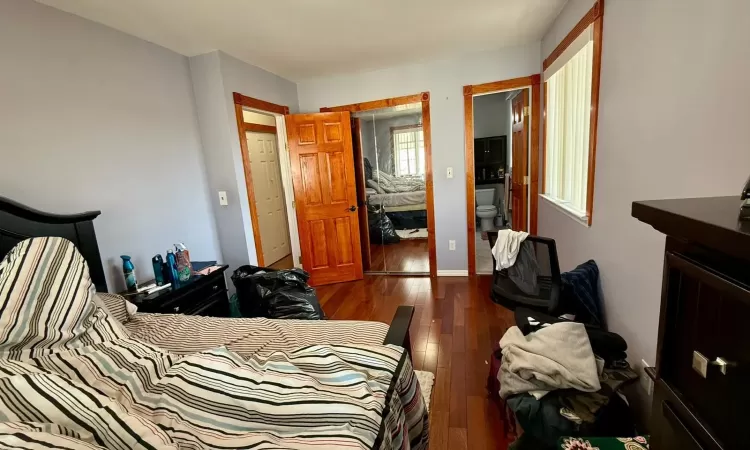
368,190 -> 426,208
124,312 -> 391,356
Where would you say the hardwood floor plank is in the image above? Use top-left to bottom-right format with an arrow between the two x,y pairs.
423,342 -> 439,373
437,334 -> 452,368
467,395 -> 488,449
432,367 -> 451,413
430,411 -> 449,450
448,428 -> 468,450
449,351 -> 467,428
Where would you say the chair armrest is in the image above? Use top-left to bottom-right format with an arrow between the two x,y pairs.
383,306 -> 414,355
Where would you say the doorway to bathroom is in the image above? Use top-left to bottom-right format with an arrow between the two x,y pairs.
463,75 -> 541,275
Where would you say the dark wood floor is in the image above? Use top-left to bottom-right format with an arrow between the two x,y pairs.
317,275 -> 514,450
369,238 -> 429,273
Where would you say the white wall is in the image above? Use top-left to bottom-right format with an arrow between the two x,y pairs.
0,0 -> 221,291
297,44 -> 541,270
538,0 -> 750,401
473,93 -> 509,139
189,51 -> 299,273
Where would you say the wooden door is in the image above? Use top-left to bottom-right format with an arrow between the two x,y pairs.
246,131 -> 291,265
511,91 -> 529,232
285,112 -> 363,286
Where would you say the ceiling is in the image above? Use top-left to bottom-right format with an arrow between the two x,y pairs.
36,0 -> 567,81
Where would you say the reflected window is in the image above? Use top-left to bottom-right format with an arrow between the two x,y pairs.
392,126 -> 425,177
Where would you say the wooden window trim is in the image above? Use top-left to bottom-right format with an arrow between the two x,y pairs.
232,93 -> 290,265
542,0 -> 604,226
321,92 -> 437,278
464,76 -> 541,275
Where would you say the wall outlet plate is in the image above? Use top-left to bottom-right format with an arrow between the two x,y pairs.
448,240 -> 456,250
218,191 -> 228,206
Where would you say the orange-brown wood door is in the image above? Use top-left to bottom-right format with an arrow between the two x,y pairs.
285,112 -> 364,286
511,91 -> 529,232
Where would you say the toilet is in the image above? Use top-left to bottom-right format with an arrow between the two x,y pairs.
476,188 -> 498,232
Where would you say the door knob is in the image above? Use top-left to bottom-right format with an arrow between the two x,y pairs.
348,205 -> 357,212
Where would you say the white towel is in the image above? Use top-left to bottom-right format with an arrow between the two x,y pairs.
491,229 -> 529,270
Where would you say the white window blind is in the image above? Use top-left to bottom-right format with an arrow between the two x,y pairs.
544,35 -> 594,218
393,127 -> 425,177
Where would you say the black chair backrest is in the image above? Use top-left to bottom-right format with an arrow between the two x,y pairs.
486,231 -> 562,313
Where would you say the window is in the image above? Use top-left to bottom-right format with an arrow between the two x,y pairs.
392,126 -> 425,177
542,6 -> 602,226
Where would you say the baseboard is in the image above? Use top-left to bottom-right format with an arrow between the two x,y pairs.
437,270 -> 469,277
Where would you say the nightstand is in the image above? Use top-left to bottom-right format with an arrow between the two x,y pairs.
122,265 -> 229,317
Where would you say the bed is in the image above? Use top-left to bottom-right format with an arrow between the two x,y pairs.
0,196 -> 428,449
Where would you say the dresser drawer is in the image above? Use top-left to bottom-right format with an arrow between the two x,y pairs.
660,252 -> 750,448
651,381 -> 724,450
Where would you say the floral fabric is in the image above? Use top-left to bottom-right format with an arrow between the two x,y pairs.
560,436 -> 649,450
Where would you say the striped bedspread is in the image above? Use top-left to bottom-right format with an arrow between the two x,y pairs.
0,237 -> 428,449
124,313 -> 390,356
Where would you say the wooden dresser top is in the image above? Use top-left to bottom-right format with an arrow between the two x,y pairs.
632,196 -> 750,261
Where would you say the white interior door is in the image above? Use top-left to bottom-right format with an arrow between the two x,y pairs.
246,131 -> 291,265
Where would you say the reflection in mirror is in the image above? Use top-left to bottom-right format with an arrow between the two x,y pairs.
353,103 -> 428,274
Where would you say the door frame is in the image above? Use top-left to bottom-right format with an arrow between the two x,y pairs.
233,92 -> 298,267
463,75 -> 541,275
321,92 -> 437,278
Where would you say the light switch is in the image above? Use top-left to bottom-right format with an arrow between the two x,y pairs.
446,167 -> 454,178
218,191 -> 228,206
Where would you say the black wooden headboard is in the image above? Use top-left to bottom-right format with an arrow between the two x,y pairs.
0,197 -> 107,292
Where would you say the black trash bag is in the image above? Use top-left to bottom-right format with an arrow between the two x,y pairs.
231,265 -> 325,320
231,265 -> 277,318
368,206 -> 400,245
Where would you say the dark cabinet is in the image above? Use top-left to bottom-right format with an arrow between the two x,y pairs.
633,196 -> 750,450
474,135 -> 507,184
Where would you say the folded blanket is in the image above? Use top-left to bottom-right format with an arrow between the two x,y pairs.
498,323 -> 600,399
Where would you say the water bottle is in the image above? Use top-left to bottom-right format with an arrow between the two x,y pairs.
120,255 -> 137,291
152,254 -> 164,286
166,250 -> 179,287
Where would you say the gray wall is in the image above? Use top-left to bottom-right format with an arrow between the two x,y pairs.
473,93 -> 509,139
297,43 -> 541,271
189,51 -> 299,273
360,114 -> 422,175
0,0 -> 220,291
538,0 -> 750,412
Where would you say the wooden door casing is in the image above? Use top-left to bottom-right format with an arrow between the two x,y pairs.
511,91 -> 529,232
285,112 -> 364,286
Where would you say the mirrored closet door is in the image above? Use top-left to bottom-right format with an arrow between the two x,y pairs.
353,103 -> 429,274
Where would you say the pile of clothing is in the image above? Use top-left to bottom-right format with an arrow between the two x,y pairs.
495,308 -> 638,449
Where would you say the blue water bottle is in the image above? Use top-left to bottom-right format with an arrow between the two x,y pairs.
152,254 -> 164,286
120,255 -> 137,291
165,250 -> 179,287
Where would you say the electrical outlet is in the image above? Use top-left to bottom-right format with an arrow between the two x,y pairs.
448,240 -> 456,251
639,359 -> 654,396
218,191 -> 228,206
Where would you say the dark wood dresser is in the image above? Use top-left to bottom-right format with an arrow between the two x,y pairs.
123,265 -> 230,317
633,196 -> 750,450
